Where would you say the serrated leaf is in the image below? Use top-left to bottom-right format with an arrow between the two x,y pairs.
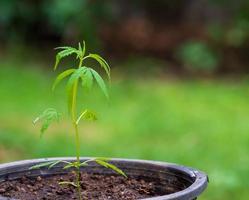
95,159 -> 127,177
48,160 -> 63,169
76,109 -> 97,124
52,69 -> 75,91
80,68 -> 93,91
90,53 -> 111,71
79,158 -> 97,165
84,54 -> 110,80
63,163 -> 75,169
90,68 -> 109,99
29,161 -> 56,170
58,48 -> 78,57
55,46 -> 76,50
54,47 -> 79,70
30,160 -> 71,170
66,67 -> 87,113
63,161 -> 79,169
33,108 -> 61,137
67,67 -> 88,88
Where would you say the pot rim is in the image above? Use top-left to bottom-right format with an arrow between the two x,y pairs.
0,157 -> 208,200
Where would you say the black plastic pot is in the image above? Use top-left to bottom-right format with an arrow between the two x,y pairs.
0,157 -> 208,200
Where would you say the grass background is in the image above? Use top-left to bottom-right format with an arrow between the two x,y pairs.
0,57 -> 249,199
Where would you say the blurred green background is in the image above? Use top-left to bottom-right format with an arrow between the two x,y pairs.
0,0 -> 249,199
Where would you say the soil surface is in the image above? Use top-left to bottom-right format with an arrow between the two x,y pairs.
0,172 -> 186,200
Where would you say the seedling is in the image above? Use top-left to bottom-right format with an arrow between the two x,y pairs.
32,41 -> 126,200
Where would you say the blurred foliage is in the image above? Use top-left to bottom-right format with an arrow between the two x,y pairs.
1,58 -> 249,199
0,0 -> 110,48
208,20 -> 249,47
177,41 -> 219,72
41,0 -> 111,47
225,19 -> 249,47
0,0 -> 248,73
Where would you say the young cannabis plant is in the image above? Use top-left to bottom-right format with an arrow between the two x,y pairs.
32,41 -> 126,200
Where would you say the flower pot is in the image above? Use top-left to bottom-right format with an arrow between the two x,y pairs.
0,157 -> 208,200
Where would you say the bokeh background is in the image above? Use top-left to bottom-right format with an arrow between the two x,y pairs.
0,0 -> 249,199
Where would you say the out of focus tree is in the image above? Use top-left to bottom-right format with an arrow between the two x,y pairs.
0,0 -> 110,48
0,0 -> 248,73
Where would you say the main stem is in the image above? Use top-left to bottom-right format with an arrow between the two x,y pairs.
73,121 -> 81,200
71,58 -> 83,200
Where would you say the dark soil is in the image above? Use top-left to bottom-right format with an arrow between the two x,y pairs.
0,172 -> 185,200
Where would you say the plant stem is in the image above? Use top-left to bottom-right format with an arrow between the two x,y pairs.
69,58 -> 84,200
79,58 -> 83,69
74,122 -> 82,200
71,80 -> 82,200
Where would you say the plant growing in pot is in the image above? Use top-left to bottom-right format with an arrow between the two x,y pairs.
0,41 -> 208,200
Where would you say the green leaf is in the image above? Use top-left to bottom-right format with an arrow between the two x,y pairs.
48,160 -> 64,169
33,108 -> 61,137
29,161 -> 56,170
54,47 -> 79,70
78,42 -> 82,52
66,67 -> 87,113
79,158 -> 97,165
95,159 -> 127,177
95,157 -> 109,162
63,163 -> 75,169
59,181 -> 77,187
55,46 -> 76,50
76,109 -> 97,124
82,41 -> 86,58
79,162 -> 88,167
63,161 -> 79,169
84,53 -> 110,80
67,67 -> 88,88
77,43 -> 82,59
90,68 -> 109,99
80,68 -> 93,91
52,69 -> 75,91
30,160 -> 72,170
57,48 -> 78,56
54,54 -> 60,71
